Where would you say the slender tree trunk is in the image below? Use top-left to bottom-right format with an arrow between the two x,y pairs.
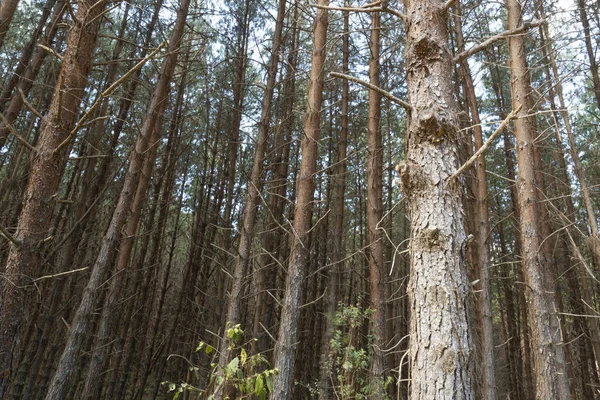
212,0 -> 285,396
505,0 -> 568,397
366,8 -> 386,397
577,0 -> 600,110
400,1 -> 474,398
0,0 -> 58,112
318,5 -> 348,398
453,5 -> 497,399
0,0 -> 19,49
0,0 -> 106,394
44,1 -> 190,397
537,1 -> 600,380
270,0 -> 328,397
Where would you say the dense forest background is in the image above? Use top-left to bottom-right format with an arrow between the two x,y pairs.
0,0 -> 599,398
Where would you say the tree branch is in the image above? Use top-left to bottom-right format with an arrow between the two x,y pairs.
449,105 -> 521,181
330,71 -> 413,111
0,112 -> 37,152
55,41 -> 167,154
311,3 -> 405,21
454,20 -> 544,63
32,267 -> 89,282
0,224 -> 19,247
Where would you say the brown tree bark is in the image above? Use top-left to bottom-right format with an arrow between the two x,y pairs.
577,0 -> 600,110
0,0 -> 106,394
212,0 -> 286,396
44,0 -> 190,397
366,8 -> 386,397
399,0 -> 474,398
0,0 -> 64,151
453,4 -> 497,399
0,0 -> 58,113
0,0 -> 19,49
505,0 -> 568,397
270,0 -> 328,397
318,5 -> 348,398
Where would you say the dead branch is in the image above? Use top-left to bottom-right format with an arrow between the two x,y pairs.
449,105 -> 521,181
330,71 -> 413,111
454,20 -> 544,63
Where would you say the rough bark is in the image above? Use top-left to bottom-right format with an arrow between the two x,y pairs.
270,0 -> 328,397
505,0 -> 568,398
0,0 -> 106,394
400,1 -> 474,398
44,1 -> 190,397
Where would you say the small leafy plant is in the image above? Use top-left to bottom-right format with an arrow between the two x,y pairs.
163,324 -> 278,399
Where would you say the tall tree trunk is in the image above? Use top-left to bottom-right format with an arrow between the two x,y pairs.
0,0 -> 64,150
318,4 -> 348,398
453,4 -> 497,399
577,0 -> 600,110
537,0 -> 600,381
0,0 -> 106,394
505,0 -> 568,397
366,8 -> 386,397
0,0 -> 19,49
400,1 -> 474,398
270,0 -> 328,397
44,1 -> 190,397
0,0 -> 57,112
212,0 -> 286,396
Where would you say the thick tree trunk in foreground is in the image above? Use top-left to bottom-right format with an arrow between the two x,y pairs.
271,0 -> 328,397
0,0 -> 106,394
399,1 -> 474,398
505,0 -> 568,398
44,1 -> 190,398
453,5 -> 497,399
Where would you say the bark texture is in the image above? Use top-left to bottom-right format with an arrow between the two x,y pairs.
0,0 -> 19,49
401,1 -> 474,398
505,0 -> 568,398
453,4 -> 497,399
271,0 -> 328,397
0,0 -> 106,394
366,9 -> 387,397
44,1 -> 190,397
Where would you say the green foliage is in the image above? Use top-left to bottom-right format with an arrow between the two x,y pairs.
162,324 -> 278,399
325,302 -> 391,400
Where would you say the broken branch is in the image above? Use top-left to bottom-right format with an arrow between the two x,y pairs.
330,71 -> 412,111
454,20 -> 544,63
449,105 -> 521,181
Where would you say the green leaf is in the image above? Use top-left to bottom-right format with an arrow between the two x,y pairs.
168,383 -> 176,392
195,341 -> 205,352
266,375 -> 274,393
255,375 -> 265,397
205,345 -> 213,354
225,357 -> 240,377
240,348 -> 247,366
